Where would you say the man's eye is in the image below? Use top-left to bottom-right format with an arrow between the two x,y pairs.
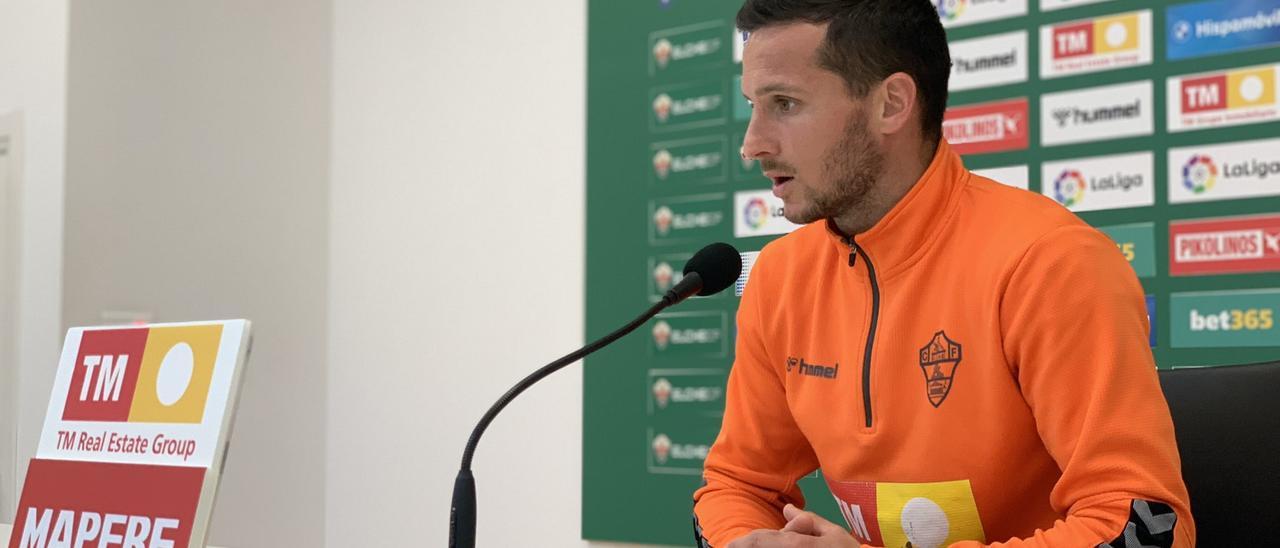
776,97 -> 796,113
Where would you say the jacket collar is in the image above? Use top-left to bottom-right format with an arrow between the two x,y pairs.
825,139 -> 968,279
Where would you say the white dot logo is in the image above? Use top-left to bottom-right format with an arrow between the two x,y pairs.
155,342 -> 195,406
1105,22 -> 1128,48
901,497 -> 949,548
1239,75 -> 1265,103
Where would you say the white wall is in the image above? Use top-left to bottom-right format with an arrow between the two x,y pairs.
327,0 -> 620,546
61,1 -> 329,546
0,0 -> 67,522
4,0 -> 670,544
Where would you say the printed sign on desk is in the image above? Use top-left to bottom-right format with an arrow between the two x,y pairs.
10,320 -> 252,548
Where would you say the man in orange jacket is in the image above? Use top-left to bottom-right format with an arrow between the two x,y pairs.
691,1 -> 1194,547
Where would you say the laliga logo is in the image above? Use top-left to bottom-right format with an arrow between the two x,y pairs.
1054,169 -> 1086,207
653,261 -> 674,292
652,320 -> 672,350
936,0 -> 967,21
653,38 -> 673,69
1183,155 -> 1218,195
653,206 -> 674,235
652,433 -> 672,464
653,149 -> 673,180
653,377 -> 673,409
653,94 -> 673,123
743,197 -> 770,229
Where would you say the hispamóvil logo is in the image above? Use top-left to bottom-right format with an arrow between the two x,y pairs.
1167,0 -> 1280,60
1183,155 -> 1219,194
1053,169 -> 1086,207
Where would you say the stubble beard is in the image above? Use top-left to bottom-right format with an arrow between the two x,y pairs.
788,109 -> 884,227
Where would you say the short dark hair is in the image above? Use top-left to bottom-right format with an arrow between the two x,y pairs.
737,0 -> 951,143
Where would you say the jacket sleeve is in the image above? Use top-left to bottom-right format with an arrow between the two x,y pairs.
953,225 -> 1194,548
692,249 -> 820,547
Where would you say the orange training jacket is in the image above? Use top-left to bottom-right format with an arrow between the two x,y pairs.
692,140 -> 1194,547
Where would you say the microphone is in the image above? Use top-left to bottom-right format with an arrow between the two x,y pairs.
662,241 -> 743,306
448,242 -> 742,548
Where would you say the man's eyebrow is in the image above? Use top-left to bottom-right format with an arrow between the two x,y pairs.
747,83 -> 803,99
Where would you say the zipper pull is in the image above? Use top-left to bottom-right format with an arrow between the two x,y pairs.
845,236 -> 858,268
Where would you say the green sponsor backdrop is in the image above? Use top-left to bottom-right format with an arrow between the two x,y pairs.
586,0 -> 1280,544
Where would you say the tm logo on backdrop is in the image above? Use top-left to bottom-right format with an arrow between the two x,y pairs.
1041,10 -> 1152,79
1168,64 -> 1280,132
1168,0 -> 1280,60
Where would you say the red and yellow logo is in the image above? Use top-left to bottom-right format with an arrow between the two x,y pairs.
827,479 -> 985,547
1052,13 -> 1140,59
1181,67 -> 1277,114
62,326 -> 223,424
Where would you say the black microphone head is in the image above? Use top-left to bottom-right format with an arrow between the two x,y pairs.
683,242 -> 742,296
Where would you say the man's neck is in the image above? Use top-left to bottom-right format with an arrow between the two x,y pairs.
831,138 -> 937,236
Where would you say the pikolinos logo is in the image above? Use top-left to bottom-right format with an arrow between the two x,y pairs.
1171,214 -> 1280,276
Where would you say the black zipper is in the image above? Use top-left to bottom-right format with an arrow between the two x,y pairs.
846,236 -> 881,428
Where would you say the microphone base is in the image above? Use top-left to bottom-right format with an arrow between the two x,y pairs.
449,469 -> 476,548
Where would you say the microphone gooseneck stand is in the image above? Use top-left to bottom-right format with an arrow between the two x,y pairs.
448,273 -> 706,548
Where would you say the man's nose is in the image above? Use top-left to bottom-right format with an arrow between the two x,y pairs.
741,110 -> 778,160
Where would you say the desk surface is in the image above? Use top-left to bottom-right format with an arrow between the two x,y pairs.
1,523 -> 227,547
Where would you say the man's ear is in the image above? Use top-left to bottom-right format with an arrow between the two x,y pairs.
873,72 -> 918,135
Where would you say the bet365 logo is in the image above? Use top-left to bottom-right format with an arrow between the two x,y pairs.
62,326 -> 223,424
1188,308 -> 1275,332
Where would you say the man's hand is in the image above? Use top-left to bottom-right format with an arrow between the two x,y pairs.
725,504 -> 860,547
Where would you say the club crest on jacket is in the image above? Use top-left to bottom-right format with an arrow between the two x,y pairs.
919,331 -> 963,407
